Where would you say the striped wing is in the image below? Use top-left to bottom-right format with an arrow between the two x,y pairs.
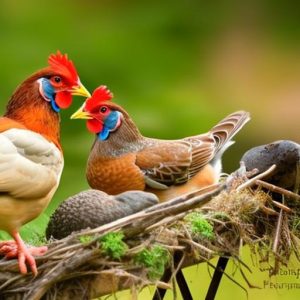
183,111 -> 250,176
184,133 -> 216,177
135,137 -> 215,188
135,111 -> 250,190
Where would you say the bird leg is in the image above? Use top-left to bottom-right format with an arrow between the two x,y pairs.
12,231 -> 41,275
0,232 -> 48,275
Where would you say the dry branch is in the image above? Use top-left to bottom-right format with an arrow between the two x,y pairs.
0,165 -> 300,300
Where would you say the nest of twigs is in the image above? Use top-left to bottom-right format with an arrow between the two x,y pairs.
0,164 -> 299,300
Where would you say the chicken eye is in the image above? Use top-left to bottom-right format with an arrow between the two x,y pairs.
54,76 -> 61,83
100,106 -> 108,114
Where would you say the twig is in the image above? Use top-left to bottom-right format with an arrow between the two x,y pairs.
181,239 -> 215,256
260,206 -> 278,216
270,201 -> 292,213
146,184 -> 222,213
272,209 -> 283,254
145,213 -> 186,232
0,274 -> 23,291
75,184 -> 223,238
24,248 -> 100,300
256,179 -> 300,202
237,165 -> 277,191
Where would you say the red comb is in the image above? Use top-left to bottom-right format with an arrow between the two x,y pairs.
48,51 -> 78,84
85,85 -> 113,112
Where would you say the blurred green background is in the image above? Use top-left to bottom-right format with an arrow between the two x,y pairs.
0,0 -> 299,299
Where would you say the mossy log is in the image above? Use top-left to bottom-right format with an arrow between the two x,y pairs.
0,164 -> 299,300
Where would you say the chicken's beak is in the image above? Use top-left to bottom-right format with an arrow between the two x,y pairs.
70,83 -> 91,98
71,104 -> 92,119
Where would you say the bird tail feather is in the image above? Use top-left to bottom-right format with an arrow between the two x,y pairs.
210,110 -> 250,155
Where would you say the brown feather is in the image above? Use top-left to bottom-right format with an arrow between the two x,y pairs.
87,153 -> 145,195
4,68 -> 62,150
135,141 -> 192,185
146,164 -> 218,201
0,117 -> 26,132
210,111 -> 250,153
86,102 -> 250,200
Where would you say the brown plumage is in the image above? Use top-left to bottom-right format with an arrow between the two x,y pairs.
4,70 -> 62,148
72,86 -> 250,201
0,52 -> 90,275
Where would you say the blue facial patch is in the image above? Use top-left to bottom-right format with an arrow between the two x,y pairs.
51,100 -> 61,112
39,78 -> 60,112
98,126 -> 110,141
105,111 -> 120,130
97,111 -> 121,141
40,78 -> 55,101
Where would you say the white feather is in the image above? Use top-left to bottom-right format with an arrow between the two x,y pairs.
0,128 -> 63,232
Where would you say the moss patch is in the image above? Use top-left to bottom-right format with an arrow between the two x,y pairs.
186,212 -> 214,240
99,232 -> 128,260
135,245 -> 170,279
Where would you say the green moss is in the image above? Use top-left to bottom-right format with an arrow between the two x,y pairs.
134,245 -> 170,280
79,235 -> 93,244
99,232 -> 128,260
186,212 -> 214,240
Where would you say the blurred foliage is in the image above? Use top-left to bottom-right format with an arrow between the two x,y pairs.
0,1 -> 299,299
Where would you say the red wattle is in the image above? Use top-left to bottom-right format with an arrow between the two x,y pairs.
87,119 -> 103,133
55,92 -> 73,109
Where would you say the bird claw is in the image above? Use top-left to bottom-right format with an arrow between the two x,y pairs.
18,249 -> 37,275
0,241 -> 17,257
0,241 -> 48,275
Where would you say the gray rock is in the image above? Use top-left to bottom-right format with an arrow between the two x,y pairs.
241,140 -> 300,190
